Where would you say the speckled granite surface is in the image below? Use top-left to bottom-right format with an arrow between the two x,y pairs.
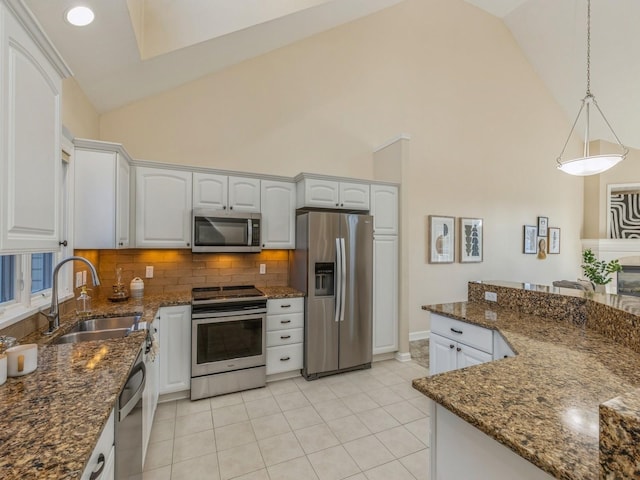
0,292 -> 190,479
417,281 -> 640,480
259,286 -> 304,299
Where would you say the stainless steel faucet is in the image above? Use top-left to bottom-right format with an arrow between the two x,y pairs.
43,256 -> 101,335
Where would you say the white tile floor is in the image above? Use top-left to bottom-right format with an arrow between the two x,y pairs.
143,360 -> 430,480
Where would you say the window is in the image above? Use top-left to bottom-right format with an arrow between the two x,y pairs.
31,253 -> 53,294
0,255 -> 15,304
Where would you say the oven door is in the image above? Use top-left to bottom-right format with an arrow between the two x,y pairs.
191,313 -> 266,377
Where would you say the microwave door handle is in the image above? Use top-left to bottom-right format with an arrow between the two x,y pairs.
247,219 -> 252,246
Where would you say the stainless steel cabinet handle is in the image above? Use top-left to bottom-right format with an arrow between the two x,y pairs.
89,453 -> 105,480
281,335 -> 291,339
280,320 -> 291,324
451,328 -> 463,334
280,356 -> 290,361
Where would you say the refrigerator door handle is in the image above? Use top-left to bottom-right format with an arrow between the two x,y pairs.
340,238 -> 347,322
335,238 -> 342,323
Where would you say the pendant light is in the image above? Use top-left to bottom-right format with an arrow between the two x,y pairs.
556,0 -> 628,176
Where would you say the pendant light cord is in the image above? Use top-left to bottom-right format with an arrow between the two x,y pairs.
586,0 -> 591,97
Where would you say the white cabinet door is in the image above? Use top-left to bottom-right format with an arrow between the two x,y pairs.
142,327 -> 159,465
261,180 -> 295,249
457,344 -> 493,369
299,179 -> 340,208
0,7 -> 63,252
158,306 -> 191,395
136,167 -> 192,248
228,176 -> 260,212
116,158 -> 130,248
81,409 -> 114,480
429,333 -> 457,375
339,182 -> 370,210
370,185 -> 398,235
373,235 -> 398,355
74,148 -> 131,249
193,172 -> 227,210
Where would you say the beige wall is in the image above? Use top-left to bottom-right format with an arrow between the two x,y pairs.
62,78 -> 100,139
583,140 -> 640,239
97,0 -> 584,337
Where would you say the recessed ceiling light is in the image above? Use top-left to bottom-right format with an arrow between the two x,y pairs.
65,6 -> 95,27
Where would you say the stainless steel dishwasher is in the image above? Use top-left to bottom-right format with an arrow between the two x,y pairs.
115,348 -> 146,478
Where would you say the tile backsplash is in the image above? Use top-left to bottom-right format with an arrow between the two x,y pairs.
74,249 -> 291,296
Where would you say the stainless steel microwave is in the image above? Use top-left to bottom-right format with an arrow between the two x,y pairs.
192,209 -> 261,253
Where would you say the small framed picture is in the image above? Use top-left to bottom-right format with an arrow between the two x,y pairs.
537,216 -> 548,237
459,218 -> 483,263
548,227 -> 560,254
428,215 -> 455,263
523,225 -> 537,254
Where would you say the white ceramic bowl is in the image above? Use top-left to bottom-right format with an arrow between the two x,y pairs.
6,344 -> 38,377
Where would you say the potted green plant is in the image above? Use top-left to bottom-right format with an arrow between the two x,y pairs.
581,249 -> 622,292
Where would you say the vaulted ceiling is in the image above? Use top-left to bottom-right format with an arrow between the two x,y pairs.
23,0 -> 640,149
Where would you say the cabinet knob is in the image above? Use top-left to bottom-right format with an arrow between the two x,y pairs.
119,242 -> 124,246
223,205 -> 227,210
58,240 -> 68,247
262,244 -> 265,248
230,206 -> 233,210
449,344 -> 454,349
336,203 -> 339,206
456,347 -> 462,352
187,242 -> 190,247
340,203 -> 344,207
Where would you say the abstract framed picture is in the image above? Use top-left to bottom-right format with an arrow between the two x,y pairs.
537,216 -> 548,237
523,225 -> 537,254
459,217 -> 483,263
428,215 -> 455,263
548,227 -> 560,254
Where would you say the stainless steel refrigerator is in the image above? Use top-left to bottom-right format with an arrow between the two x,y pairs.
290,211 -> 373,379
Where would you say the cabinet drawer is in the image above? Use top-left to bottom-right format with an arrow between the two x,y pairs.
267,297 -> 303,315
267,328 -> 303,347
267,312 -> 304,331
431,314 -> 493,354
82,409 -> 114,480
267,344 -> 303,375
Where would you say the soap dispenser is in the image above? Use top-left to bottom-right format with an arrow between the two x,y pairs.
76,286 -> 92,317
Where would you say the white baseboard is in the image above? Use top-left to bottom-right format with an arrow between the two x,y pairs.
395,352 -> 412,362
409,330 -> 430,341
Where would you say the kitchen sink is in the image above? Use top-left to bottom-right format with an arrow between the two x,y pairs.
72,315 -> 142,332
53,328 -> 131,344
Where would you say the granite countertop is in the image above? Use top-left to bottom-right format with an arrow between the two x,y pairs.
0,292 -> 190,480
413,300 -> 640,480
259,286 -> 305,299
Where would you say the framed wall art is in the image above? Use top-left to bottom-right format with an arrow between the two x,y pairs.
548,227 -> 560,254
537,216 -> 548,237
523,225 -> 537,254
459,217 -> 483,263
428,215 -> 455,263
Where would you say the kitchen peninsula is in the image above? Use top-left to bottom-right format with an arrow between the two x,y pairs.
414,281 -> 640,479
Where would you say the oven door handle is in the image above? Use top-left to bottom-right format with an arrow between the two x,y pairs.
191,309 -> 267,320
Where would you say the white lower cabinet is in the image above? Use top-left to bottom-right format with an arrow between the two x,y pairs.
157,306 -> 191,395
372,235 -> 398,354
429,314 -> 494,375
142,327 -> 160,465
266,298 -> 304,376
82,409 -> 115,480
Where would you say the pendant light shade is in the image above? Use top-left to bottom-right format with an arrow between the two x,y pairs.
556,0 -> 627,176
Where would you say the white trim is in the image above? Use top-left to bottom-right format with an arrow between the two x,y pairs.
395,351 -> 412,362
410,330 -> 430,341
373,352 -> 396,363
373,133 -> 411,153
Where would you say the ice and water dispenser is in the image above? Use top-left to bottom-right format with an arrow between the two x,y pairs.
314,263 -> 334,296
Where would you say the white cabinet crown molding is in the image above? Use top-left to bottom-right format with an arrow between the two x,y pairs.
73,138 -> 134,164
2,0 -> 71,78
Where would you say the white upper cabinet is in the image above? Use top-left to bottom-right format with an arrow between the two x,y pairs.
74,141 -> 131,249
0,1 -> 71,253
370,184 -> 398,235
135,166 -> 192,248
193,173 -> 260,213
261,180 -> 295,249
296,177 -> 370,210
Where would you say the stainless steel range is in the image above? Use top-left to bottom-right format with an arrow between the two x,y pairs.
191,285 -> 267,400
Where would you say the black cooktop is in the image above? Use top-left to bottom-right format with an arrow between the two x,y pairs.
192,285 -> 265,302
